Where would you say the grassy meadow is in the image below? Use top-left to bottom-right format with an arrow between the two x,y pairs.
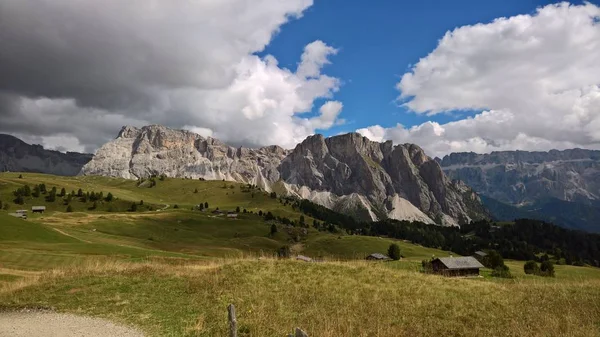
1,172 -> 600,336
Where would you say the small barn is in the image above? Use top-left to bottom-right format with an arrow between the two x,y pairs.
226,211 -> 238,218
431,256 -> 484,277
15,210 -> 27,215
366,253 -> 390,261
31,206 -> 46,214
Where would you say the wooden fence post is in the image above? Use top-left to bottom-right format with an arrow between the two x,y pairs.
228,304 -> 237,337
295,327 -> 309,337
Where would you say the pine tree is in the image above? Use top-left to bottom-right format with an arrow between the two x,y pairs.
66,205 -> 73,212
105,192 -> 113,202
270,224 -> 278,236
204,202 -> 208,209
236,206 -> 240,213
0,200 -> 3,210
139,200 -> 144,206
77,189 -> 83,197
60,188 -> 66,197
130,202 -> 138,212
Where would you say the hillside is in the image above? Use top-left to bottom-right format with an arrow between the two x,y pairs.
1,172 -> 600,336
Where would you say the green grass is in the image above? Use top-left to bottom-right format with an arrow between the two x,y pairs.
1,259 -> 599,337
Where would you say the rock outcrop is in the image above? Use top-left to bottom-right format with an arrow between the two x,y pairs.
81,125 -> 488,225
0,134 -> 92,176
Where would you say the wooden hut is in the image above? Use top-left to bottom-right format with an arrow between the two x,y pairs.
31,206 -> 46,214
431,256 -> 484,277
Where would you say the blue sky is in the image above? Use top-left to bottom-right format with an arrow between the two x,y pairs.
261,0 -> 592,136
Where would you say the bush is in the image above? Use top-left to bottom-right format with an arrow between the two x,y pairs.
270,224 -> 278,236
387,243 -> 401,261
483,250 -> 504,269
130,202 -> 138,212
421,259 -> 433,272
66,205 -> 73,212
173,204 -> 179,209
277,245 -> 291,258
540,261 -> 555,277
524,260 -> 540,275
491,265 -> 513,278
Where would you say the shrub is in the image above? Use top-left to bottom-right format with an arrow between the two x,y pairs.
491,265 -> 513,278
236,206 -> 240,213
277,245 -> 291,258
0,200 -> 3,210
270,224 -> 278,236
540,261 -> 555,277
130,202 -> 138,212
66,205 -> 73,212
484,250 -> 504,269
173,204 -> 179,209
524,260 -> 540,275
18,174 -> 23,179
388,243 -> 401,261
421,259 -> 433,273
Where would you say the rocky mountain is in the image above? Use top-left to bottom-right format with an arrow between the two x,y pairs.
438,149 -> 600,232
82,125 -> 488,225
0,134 -> 92,176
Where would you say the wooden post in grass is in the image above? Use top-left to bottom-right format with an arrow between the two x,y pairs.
295,327 -> 309,337
228,304 -> 237,337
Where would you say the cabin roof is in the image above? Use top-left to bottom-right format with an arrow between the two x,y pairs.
474,251 -> 488,257
435,256 -> 484,270
367,253 -> 390,260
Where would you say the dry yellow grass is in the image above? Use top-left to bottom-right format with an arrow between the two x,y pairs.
1,258 -> 599,337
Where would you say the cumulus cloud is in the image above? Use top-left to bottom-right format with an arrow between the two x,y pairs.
359,2 -> 600,158
0,0 -> 345,152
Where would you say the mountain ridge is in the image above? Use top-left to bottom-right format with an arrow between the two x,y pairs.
80,125 -> 488,225
0,134 -> 92,176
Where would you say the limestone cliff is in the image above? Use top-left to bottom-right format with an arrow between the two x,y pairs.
81,125 -> 488,225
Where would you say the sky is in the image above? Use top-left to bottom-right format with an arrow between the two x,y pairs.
0,0 -> 599,158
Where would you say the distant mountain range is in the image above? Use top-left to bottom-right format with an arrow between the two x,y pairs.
4,128 -> 600,232
0,134 -> 92,176
438,150 -> 600,232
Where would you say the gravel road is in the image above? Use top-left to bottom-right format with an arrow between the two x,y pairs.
0,311 -> 145,337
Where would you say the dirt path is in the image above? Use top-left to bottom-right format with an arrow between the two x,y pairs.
52,227 -> 92,243
0,312 -> 144,337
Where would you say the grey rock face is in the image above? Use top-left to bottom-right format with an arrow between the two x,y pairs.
440,149 -> 600,205
82,125 -> 488,225
0,134 -> 92,176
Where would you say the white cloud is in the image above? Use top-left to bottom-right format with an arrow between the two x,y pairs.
0,0 -> 346,152
360,2 -> 600,157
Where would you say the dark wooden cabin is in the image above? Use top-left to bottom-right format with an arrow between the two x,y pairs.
431,256 -> 484,277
